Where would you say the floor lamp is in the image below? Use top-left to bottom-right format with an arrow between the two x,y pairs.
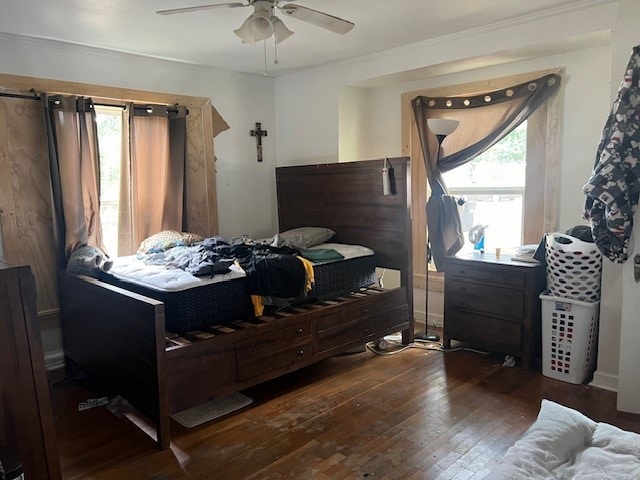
415,118 -> 460,343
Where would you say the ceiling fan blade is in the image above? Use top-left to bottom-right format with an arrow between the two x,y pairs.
156,2 -> 247,15
278,4 -> 354,34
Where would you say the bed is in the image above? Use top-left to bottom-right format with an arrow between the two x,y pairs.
487,400 -> 640,479
101,242 -> 379,334
59,157 -> 414,449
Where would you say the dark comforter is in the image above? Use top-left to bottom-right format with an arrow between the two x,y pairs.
175,236 -> 307,299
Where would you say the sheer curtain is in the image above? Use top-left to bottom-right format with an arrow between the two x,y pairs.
118,104 -> 188,254
43,94 -> 103,267
412,73 -> 561,270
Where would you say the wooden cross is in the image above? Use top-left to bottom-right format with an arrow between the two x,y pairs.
250,122 -> 268,162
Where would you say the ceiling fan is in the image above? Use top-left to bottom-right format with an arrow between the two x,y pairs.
157,1 -> 355,46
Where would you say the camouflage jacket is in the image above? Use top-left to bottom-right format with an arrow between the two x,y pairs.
583,46 -> 640,263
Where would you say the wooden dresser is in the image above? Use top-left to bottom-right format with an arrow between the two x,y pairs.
443,252 -> 545,369
0,260 -> 61,479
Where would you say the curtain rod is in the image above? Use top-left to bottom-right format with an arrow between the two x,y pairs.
0,91 -> 188,115
0,91 -> 40,101
0,92 -> 124,107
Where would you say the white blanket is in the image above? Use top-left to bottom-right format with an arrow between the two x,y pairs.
488,400 -> 640,479
109,256 -> 246,292
108,243 -> 373,292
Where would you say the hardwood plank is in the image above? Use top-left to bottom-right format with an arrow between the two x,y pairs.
52,340 -> 640,479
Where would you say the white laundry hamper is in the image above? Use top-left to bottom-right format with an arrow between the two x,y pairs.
544,233 -> 602,302
539,292 -> 600,384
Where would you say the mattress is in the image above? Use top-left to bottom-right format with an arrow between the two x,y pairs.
100,243 -> 376,334
305,243 -> 376,301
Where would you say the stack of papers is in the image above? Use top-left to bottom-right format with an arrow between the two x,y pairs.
512,244 -> 540,264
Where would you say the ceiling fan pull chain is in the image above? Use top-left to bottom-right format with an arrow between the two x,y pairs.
273,28 -> 279,65
262,39 -> 269,76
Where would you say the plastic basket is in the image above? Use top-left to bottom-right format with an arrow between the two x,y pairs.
545,233 -> 602,302
540,292 -> 600,384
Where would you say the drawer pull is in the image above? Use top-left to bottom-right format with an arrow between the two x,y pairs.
297,349 -> 305,356
296,327 -> 304,334
362,308 -> 369,315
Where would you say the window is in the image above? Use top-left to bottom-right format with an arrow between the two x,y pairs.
443,121 -> 527,253
402,69 -> 561,289
95,105 -> 124,256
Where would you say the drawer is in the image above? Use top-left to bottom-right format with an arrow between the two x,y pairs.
446,279 -> 524,320
444,308 -> 521,354
316,288 -> 406,333
447,261 -> 525,287
236,320 -> 312,353
167,343 -> 236,376
236,321 -> 313,381
314,309 -> 345,332
236,341 -> 313,382
318,304 -> 408,354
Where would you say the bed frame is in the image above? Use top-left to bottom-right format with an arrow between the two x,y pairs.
59,157 -> 413,449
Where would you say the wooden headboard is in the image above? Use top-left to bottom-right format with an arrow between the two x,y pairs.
276,157 -> 412,277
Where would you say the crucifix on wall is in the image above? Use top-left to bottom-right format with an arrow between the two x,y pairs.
250,122 -> 267,162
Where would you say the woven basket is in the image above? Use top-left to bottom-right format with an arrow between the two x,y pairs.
544,233 -> 602,302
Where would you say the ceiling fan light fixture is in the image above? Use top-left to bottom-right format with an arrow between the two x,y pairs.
272,17 -> 293,44
233,16 -> 257,44
247,9 -> 274,41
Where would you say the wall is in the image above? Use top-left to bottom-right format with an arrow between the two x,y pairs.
338,86 -> 369,162
274,2 -> 623,387
275,2 -> 618,165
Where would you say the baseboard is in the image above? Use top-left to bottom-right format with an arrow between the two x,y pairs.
429,313 -> 443,329
413,311 -> 443,329
589,370 -> 618,392
39,308 -> 61,329
44,349 -> 65,371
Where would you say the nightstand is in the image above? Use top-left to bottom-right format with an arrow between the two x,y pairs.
443,252 -> 546,369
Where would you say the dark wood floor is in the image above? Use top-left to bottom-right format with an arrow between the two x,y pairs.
51,342 -> 640,480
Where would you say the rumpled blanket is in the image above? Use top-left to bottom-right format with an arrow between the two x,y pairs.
487,400 -> 640,479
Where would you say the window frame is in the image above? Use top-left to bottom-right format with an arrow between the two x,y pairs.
401,69 -> 562,291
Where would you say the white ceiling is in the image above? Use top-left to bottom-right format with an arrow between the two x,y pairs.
0,0 -> 608,77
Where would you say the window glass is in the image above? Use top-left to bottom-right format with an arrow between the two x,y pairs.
95,106 -> 124,256
443,121 -> 527,254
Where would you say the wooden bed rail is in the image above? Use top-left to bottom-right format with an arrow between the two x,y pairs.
58,272 -> 170,449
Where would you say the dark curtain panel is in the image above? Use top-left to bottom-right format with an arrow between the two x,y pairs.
125,104 -> 188,251
412,73 -> 561,270
42,94 -> 103,267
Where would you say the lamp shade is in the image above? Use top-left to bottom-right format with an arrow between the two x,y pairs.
247,10 -> 273,40
427,118 -> 459,136
234,11 -> 276,44
273,17 -> 293,44
234,16 -> 257,44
